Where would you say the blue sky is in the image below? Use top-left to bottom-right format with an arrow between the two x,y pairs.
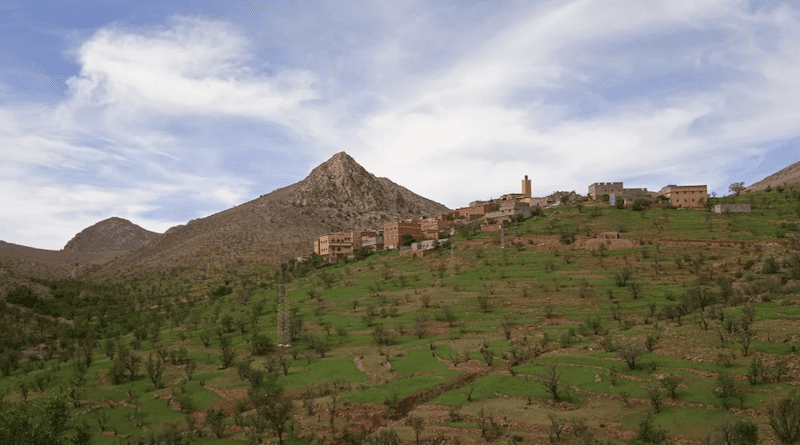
2,0 -> 800,250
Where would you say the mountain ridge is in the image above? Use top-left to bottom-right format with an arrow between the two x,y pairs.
87,151 -> 449,281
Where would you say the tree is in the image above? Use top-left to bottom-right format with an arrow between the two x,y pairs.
729,182 -> 745,196
400,234 -> 416,246
618,342 -> 647,370
145,353 -> 166,389
768,390 -> 800,444
405,415 -> 425,445
435,306 -> 457,327
715,372 -> 744,410
219,335 -> 236,369
712,416 -> 759,445
535,364 -> 563,401
629,414 -> 669,445
206,408 -> 227,438
248,374 -> 293,445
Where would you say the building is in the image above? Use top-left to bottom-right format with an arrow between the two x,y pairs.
522,175 -> 532,199
421,219 -> 454,240
360,235 -> 385,252
457,203 -> 499,220
590,182 -> 657,203
713,204 -> 751,214
588,182 -> 624,200
484,201 -> 531,222
658,185 -> 708,208
383,220 -> 422,250
349,230 -> 376,251
411,239 -> 448,250
314,232 -> 354,259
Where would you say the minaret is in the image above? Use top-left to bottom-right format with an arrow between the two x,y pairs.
522,175 -> 531,198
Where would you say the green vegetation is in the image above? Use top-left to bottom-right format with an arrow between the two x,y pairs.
2,186 -> 800,443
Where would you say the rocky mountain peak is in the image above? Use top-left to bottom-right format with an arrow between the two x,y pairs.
63,217 -> 162,253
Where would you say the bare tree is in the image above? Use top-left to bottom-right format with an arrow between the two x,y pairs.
617,342 -> 647,370
535,364 -> 563,401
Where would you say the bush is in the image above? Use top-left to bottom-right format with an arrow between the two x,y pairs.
629,414 -> 668,445
632,199 -> 651,211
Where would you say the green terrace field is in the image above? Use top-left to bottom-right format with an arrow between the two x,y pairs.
2,187 -> 800,445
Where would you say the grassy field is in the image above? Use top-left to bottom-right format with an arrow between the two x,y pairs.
3,187 -> 800,444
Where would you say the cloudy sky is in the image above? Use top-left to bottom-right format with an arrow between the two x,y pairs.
2,0 -> 799,250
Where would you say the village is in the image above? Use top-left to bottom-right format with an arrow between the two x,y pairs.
309,177 -> 743,262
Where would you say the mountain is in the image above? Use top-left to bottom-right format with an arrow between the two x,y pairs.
746,161 -> 800,192
0,240 -> 126,281
88,152 -> 450,280
63,217 -> 161,253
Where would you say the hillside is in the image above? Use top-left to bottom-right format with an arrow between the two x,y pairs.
63,217 -> 161,253
0,240 -> 125,281
2,189 -> 800,444
87,152 -> 449,280
745,160 -> 800,192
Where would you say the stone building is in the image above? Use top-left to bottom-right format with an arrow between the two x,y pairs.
522,175 -> 532,199
590,182 -> 657,203
588,182 -> 624,200
457,203 -> 499,220
484,201 -> 531,222
383,220 -> 422,250
360,235 -> 385,252
421,219 -> 454,240
713,204 -> 751,214
658,185 -> 708,208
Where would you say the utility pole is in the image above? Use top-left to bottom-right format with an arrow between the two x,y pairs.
500,225 -> 505,249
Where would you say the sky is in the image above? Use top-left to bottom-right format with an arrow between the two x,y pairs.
2,0 -> 800,250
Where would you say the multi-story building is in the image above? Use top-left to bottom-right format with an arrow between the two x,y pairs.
589,182 -> 658,204
421,219 -> 454,240
457,203 -> 499,220
360,235 -> 385,252
383,220 -> 422,250
484,201 -> 531,222
588,182 -> 624,200
314,232 -> 353,259
658,185 -> 708,208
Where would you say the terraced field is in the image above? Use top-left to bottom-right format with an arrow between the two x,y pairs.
2,188 -> 800,444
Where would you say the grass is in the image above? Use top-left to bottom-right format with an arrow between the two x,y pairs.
5,188 -> 800,443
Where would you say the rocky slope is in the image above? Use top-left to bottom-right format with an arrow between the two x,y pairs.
89,152 -> 450,280
63,217 -> 161,252
746,161 -> 800,192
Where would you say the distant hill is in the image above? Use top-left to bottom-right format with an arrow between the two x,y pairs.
0,240 -> 125,281
88,152 -> 450,280
63,217 -> 161,253
746,161 -> 800,192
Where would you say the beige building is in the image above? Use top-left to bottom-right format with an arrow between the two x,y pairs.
313,230 -> 377,259
484,201 -> 531,222
314,232 -> 353,259
456,203 -> 499,220
658,185 -> 708,208
713,204 -> 751,214
590,182 -> 657,203
588,182 -> 624,200
384,220 -> 422,250
360,235 -> 385,252
522,175 -> 532,199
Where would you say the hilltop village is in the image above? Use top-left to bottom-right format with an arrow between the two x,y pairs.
311,177 -> 712,262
